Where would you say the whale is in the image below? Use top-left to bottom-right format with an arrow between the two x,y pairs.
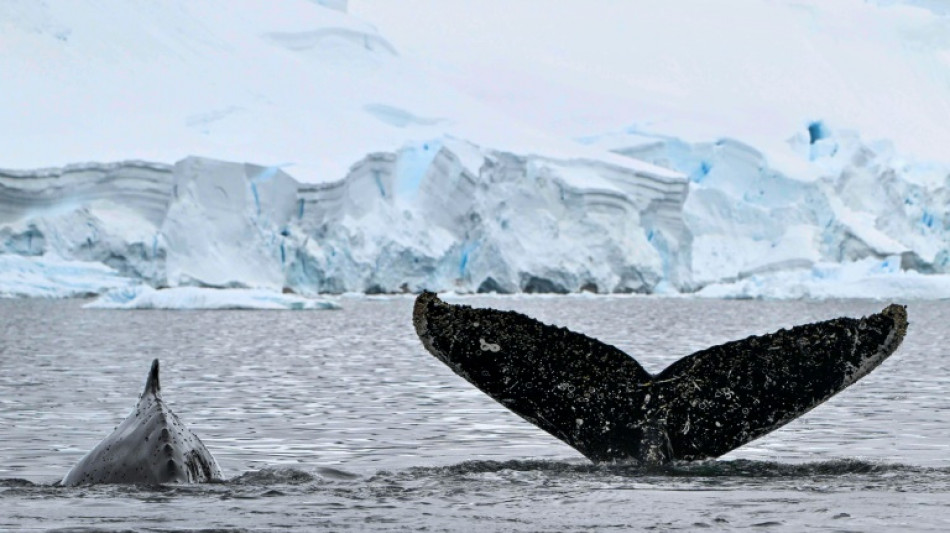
61,359 -> 223,486
413,292 -> 908,464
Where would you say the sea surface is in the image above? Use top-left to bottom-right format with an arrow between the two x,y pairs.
1,295 -> 948,531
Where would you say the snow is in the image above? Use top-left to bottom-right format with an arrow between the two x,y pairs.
85,286 -> 339,310
1,0 -> 950,301
353,0 -> 950,168
0,0 -> 674,184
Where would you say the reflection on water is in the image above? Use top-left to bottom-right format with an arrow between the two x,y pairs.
1,296 -> 949,531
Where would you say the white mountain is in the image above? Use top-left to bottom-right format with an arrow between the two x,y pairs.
1,0 -> 949,300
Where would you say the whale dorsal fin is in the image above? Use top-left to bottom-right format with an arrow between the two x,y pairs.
143,358 -> 161,397
655,304 -> 907,461
413,292 -> 907,464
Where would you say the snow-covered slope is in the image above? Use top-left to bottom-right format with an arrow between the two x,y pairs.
2,0 -> 401,181
2,0 -> 949,299
0,0 -> 665,183
356,0 -> 950,167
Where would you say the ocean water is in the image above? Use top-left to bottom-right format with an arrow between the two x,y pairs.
1,295 -> 948,531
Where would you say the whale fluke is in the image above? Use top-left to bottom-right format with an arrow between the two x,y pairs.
61,359 -> 223,486
413,292 -> 907,464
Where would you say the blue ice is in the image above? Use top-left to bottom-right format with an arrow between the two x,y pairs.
395,140 -> 442,199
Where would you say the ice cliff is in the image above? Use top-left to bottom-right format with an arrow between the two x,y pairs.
0,143 -> 689,296
3,124 -> 949,298
614,128 -> 950,288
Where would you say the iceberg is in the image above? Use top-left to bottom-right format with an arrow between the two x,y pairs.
696,257 -> 950,301
0,254 -> 135,299
85,286 -> 339,310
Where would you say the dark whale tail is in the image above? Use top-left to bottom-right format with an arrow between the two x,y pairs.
413,292 -> 907,464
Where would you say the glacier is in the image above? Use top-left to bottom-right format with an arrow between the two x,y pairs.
608,127 -> 950,288
3,125 -> 950,300
2,0 -> 950,300
0,143 -> 688,297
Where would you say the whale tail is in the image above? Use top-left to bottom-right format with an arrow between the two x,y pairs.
413,292 -> 907,464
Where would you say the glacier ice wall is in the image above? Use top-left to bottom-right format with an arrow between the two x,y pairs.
2,125 -> 947,298
617,127 -> 950,290
0,140 -> 690,295
162,158 -> 299,290
0,161 -> 174,281
286,138 -> 690,294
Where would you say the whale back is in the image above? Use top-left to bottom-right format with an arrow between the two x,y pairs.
61,359 -> 222,486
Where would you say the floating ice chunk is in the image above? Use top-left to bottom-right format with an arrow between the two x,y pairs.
0,254 -> 134,298
85,286 -> 340,310
696,257 -> 950,300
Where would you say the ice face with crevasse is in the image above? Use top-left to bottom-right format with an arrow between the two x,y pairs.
4,129 -> 950,301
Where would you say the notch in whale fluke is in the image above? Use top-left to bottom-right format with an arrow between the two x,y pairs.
144,358 -> 161,396
413,291 -> 908,464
